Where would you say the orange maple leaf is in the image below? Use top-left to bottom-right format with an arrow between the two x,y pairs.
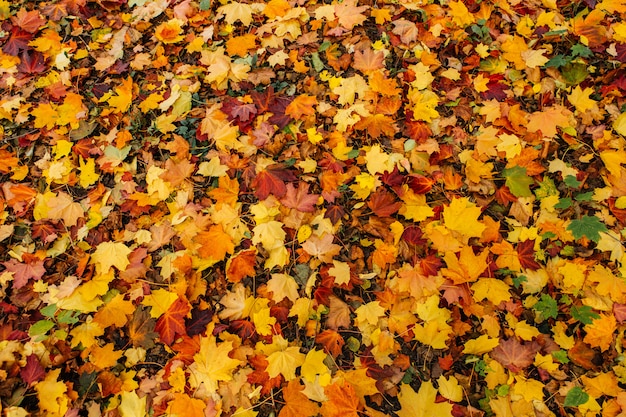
320,380 -> 361,417
278,379 -> 320,417
285,95 -> 317,120
195,225 -> 235,261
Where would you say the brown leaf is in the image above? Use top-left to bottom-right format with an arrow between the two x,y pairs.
367,189 -> 402,217
490,338 -> 537,372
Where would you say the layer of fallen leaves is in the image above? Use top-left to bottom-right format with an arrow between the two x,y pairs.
1,0 -> 626,416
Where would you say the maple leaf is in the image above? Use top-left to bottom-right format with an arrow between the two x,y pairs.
320,380 -> 361,417
17,50 -> 47,75
252,166 -> 296,200
91,241 -> 132,274
316,329 -> 345,357
226,249 -> 257,283
3,256 -> 46,289
195,224 -> 235,262
279,379 -> 320,417
367,189 -> 402,217
301,233 -> 341,263
490,338 -> 538,372
442,197 -> 486,239
516,240 -> 541,271
20,354 -> 46,386
583,314 -> 617,351
397,381 -> 453,417
353,48 -> 385,73
155,297 -> 190,345
280,183 -> 319,212
285,94 -> 317,120
526,106 -> 572,138
35,368 -> 69,417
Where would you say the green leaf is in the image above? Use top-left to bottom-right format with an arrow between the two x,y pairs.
512,274 -> 527,288
199,0 -> 211,10
574,191 -> 594,202
533,294 -> 558,320
564,175 -> 581,188
29,320 -> 55,337
58,310 -> 80,325
554,197 -> 572,209
502,166 -> 534,197
564,386 -> 589,407
41,304 -> 58,318
571,305 -> 600,325
552,350 -> 570,364
567,215 -> 608,243
545,54 -> 569,68
310,52 -> 325,72
571,43 -> 593,58
562,63 -> 588,85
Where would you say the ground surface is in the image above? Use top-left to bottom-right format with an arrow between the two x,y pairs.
1,0 -> 626,416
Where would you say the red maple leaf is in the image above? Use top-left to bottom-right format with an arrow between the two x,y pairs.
252,165 -> 296,200
517,240 -> 541,270
251,86 -> 277,114
155,297 -> 190,345
316,329 -> 345,357
280,183 -> 319,213
17,50 -> 47,75
367,189 -> 401,217
2,27 -> 33,56
20,355 -> 45,386
406,174 -> 433,194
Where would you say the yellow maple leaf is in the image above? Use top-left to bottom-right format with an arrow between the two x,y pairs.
471,278 -> 511,305
409,89 -> 439,122
118,390 -> 147,417
31,102 -> 58,129
442,197 -> 486,239
93,293 -> 135,328
265,338 -> 306,380
568,85 -> 598,113
218,2 -> 254,25
35,369 -> 68,417
581,372 -> 622,397
79,157 -> 99,188
442,245 -> 489,284
107,77 -> 133,113
69,316 -> 104,348
252,306 -> 276,336
142,288 -> 179,318
463,334 -> 501,355
448,0 -> 476,27
188,333 -> 243,393
329,260 -> 351,286
301,349 -> 332,386
437,375 -> 464,402
91,241 -> 132,274
397,381 -> 453,417
413,320 -> 451,349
